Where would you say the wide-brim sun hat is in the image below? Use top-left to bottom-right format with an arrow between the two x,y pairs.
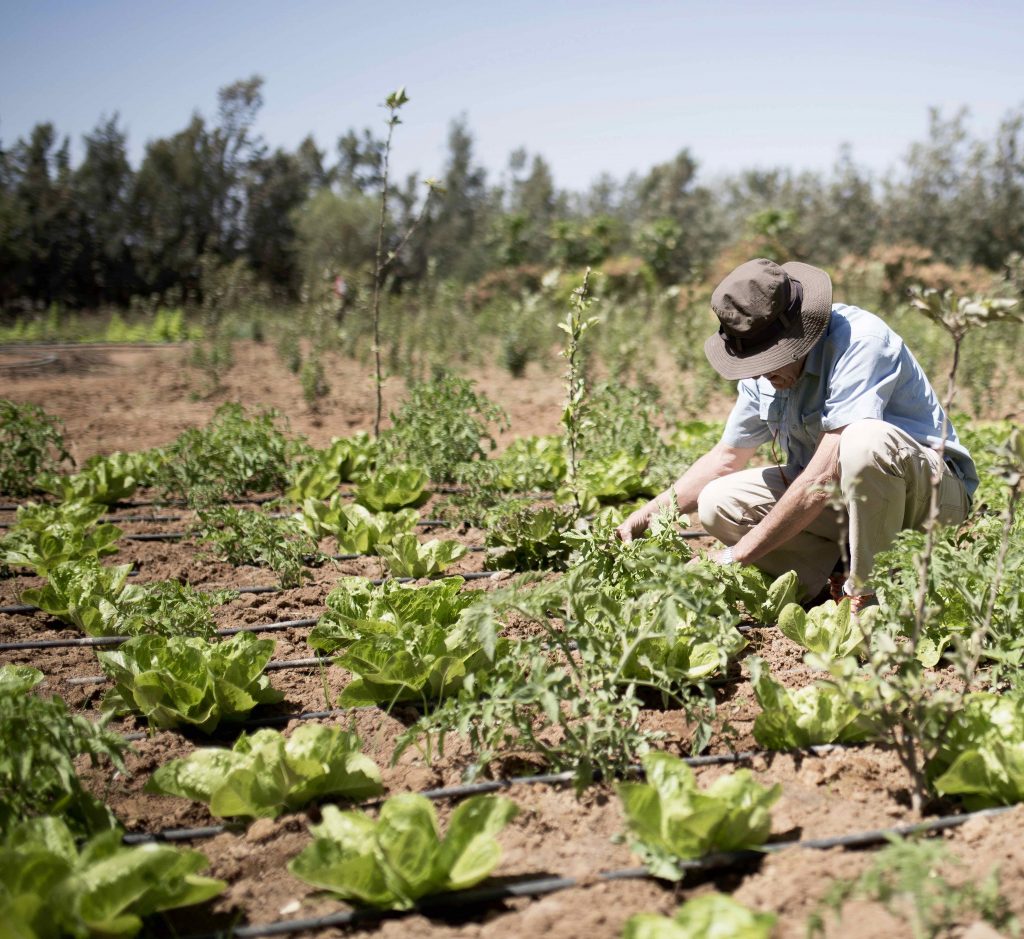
703,258 -> 832,380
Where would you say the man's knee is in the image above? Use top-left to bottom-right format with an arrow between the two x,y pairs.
838,420 -> 901,489
697,475 -> 732,535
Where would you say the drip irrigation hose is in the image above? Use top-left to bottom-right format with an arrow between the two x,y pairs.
174,804 -> 1017,939
0,353 -> 59,370
0,616 -> 322,652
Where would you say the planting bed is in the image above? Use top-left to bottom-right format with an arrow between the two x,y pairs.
3,342 -> 1024,939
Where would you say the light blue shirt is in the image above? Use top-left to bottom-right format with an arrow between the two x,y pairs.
721,303 -> 978,499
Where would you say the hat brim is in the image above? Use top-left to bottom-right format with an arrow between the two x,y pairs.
704,261 -> 832,380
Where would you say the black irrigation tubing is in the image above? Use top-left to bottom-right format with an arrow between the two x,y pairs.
172,805 -> 1020,939
0,616 -> 323,652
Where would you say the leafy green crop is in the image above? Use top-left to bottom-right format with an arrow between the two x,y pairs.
20,561 -> 230,638
484,504 -> 577,571
146,725 -> 382,818
492,435 -> 566,491
0,399 -> 73,497
929,691 -> 1024,808
316,579 -> 498,708
0,815 -> 225,939
617,752 -> 780,879
286,432 -> 377,501
20,561 -> 144,636
355,465 -> 430,511
288,794 -> 517,908
708,565 -> 800,625
194,505 -> 320,588
0,665 -> 127,837
777,599 -> 869,661
294,496 -> 418,551
0,501 -> 122,576
98,632 -> 283,732
376,533 -> 467,577
747,657 -> 871,749
624,893 -> 776,939
571,450 -> 652,505
36,451 -> 159,505
310,576 -> 475,652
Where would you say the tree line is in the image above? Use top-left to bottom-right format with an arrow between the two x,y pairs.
2,75 -> 1023,311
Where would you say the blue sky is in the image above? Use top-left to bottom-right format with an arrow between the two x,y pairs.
2,0 -> 1023,191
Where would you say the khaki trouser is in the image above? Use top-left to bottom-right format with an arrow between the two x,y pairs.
697,420 -> 971,596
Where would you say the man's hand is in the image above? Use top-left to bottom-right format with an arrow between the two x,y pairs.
615,506 -> 652,543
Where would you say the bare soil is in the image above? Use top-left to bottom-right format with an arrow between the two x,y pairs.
2,342 -> 1021,939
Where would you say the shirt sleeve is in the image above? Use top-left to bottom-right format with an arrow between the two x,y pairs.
820,333 -> 901,431
722,379 -> 772,448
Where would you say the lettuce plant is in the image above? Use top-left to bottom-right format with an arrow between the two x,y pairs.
309,576 -> 474,652
147,725 -> 382,818
0,501 -> 121,575
929,691 -> 1024,808
492,435 -> 566,491
354,465 -> 429,512
617,752 -> 781,879
572,450 -> 651,504
20,561 -> 145,636
288,794 -> 517,908
624,893 -> 776,939
712,566 -> 800,625
376,533 -> 467,578
97,632 -> 283,732
484,504 -> 577,571
777,599 -> 869,661
294,497 -> 417,551
747,656 -> 871,750
20,561 -> 229,639
36,451 -> 157,505
0,815 -> 224,939
0,665 -> 127,837
286,432 -> 376,501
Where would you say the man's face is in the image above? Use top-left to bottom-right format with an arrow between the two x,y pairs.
757,358 -> 804,390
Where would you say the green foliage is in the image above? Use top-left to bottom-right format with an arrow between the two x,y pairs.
152,403 -> 300,503
706,565 -> 800,625
293,496 -> 418,551
569,450 -> 653,507
928,691 -> 1024,808
0,399 -> 73,497
404,522 -> 738,786
309,577 -> 496,708
0,501 -> 121,575
194,505 -> 320,588
808,836 -> 1017,939
624,894 -> 776,939
20,561 -> 144,636
97,632 -> 284,733
560,270 -> 599,512
0,665 -> 127,837
355,464 -> 429,511
617,752 -> 780,880
285,433 -> 376,501
492,435 -> 567,491
20,561 -> 230,639
378,376 -> 508,482
777,599 -> 869,661
484,504 -> 577,571
309,576 -> 475,652
36,451 -> 160,505
747,657 -> 870,750
0,815 -> 225,939
146,724 -> 382,818
376,533 -> 467,578
287,793 -> 517,909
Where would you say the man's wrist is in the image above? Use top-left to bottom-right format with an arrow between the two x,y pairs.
719,546 -> 737,565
